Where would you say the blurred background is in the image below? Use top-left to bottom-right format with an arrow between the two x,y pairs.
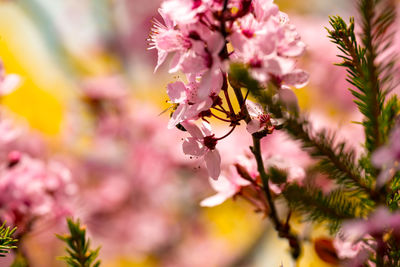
0,0 -> 395,266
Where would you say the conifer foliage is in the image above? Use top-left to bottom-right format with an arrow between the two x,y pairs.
0,223 -> 17,257
57,219 -> 101,267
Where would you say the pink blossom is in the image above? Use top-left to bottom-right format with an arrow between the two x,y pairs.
200,166 -> 250,207
160,0 -> 205,25
333,236 -> 366,260
149,7 -> 225,89
148,9 -> 191,72
167,79 -> 213,129
338,208 -> 400,265
372,123 -> 400,186
0,118 -> 21,146
0,61 -> 20,96
181,120 -> 221,179
342,207 -> 400,241
245,99 -> 283,134
0,152 -> 76,231
274,85 -> 300,113
229,1 -> 308,87
81,75 -> 128,101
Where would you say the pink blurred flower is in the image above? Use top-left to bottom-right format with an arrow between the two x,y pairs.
0,61 -> 20,96
333,236 -> 366,260
0,118 -> 21,146
229,1 -> 308,87
200,166 -> 250,207
0,151 -> 76,232
81,75 -> 128,101
342,207 -> 400,241
372,123 -> 400,186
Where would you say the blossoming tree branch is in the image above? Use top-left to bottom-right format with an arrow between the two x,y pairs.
149,0 -> 400,265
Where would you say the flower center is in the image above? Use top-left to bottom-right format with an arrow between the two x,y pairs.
203,135 -> 217,150
242,29 -> 254,38
259,114 -> 270,124
192,0 -> 202,9
249,58 -> 262,68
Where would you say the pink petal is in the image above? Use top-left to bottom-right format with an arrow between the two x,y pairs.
246,119 -> 263,134
169,52 -> 183,73
228,169 -> 251,187
155,50 -> 168,73
377,168 -> 394,187
168,104 -> 187,129
204,149 -> 221,179
210,69 -> 223,95
200,121 -> 213,136
208,175 -> 234,192
200,191 -> 234,207
278,87 -> 299,113
0,61 -> 4,77
197,69 -> 222,99
245,100 -> 264,117
0,74 -> 20,96
230,31 -> 246,52
158,8 -> 175,28
182,137 -> 206,156
266,57 -> 295,77
207,32 -> 225,54
280,42 -> 305,57
282,69 -> 309,88
371,147 -> 393,167
181,120 -> 203,139
167,81 -> 186,103
257,32 -> 275,55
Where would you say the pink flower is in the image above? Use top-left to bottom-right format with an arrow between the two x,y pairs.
229,2 -> 308,87
252,0 -> 279,21
200,167 -> 250,207
274,85 -> 300,113
372,124 -> 400,186
245,99 -> 282,134
343,207 -> 400,240
161,0 -> 206,25
81,75 -> 127,101
148,9 -> 191,72
0,152 -> 76,231
181,120 -> 221,179
167,79 -> 213,129
333,237 -> 366,260
276,12 -> 306,58
0,61 -> 20,96
0,118 -> 21,146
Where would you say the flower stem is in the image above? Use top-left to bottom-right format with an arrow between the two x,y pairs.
210,111 -> 233,122
216,125 -> 237,140
231,80 -> 301,259
251,136 -> 301,259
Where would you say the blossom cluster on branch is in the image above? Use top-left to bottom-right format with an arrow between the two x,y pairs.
150,0 -> 400,265
149,0 -> 308,181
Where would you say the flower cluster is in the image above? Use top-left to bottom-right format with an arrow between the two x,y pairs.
0,58 -> 75,235
0,151 -> 76,233
149,0 -> 308,180
200,153 -> 305,208
333,208 -> 400,266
